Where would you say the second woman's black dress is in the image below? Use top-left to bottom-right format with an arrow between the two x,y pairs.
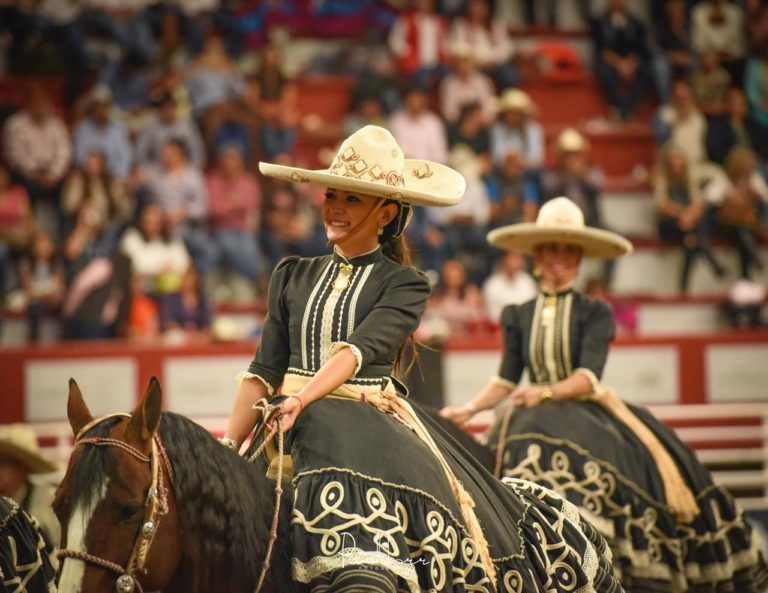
487,289 -> 768,592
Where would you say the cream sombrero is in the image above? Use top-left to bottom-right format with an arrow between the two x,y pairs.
258,125 -> 465,208
497,88 -> 537,116
0,424 -> 58,474
488,196 -> 632,259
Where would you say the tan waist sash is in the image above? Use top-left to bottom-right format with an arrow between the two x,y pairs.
278,373 -> 498,585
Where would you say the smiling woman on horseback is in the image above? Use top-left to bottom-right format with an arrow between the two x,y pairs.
221,125 -> 623,593
442,197 -> 768,593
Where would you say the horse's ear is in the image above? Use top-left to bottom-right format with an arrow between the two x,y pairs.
129,377 -> 162,442
68,378 -> 94,437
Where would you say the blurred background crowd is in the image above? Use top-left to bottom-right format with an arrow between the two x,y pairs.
0,0 -> 767,346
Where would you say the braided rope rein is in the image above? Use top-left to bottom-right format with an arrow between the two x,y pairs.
245,399 -> 287,593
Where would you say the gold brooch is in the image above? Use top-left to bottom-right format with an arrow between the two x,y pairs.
333,264 -> 353,292
541,296 -> 557,326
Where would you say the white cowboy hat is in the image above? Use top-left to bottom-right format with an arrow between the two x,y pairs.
557,127 -> 586,152
258,125 -> 465,208
487,196 -> 632,259
0,424 -> 58,474
497,88 -> 537,116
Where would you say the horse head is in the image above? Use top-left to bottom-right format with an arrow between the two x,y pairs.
54,378 -> 181,593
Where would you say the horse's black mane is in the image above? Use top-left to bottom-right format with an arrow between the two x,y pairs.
70,418 -> 122,509
71,413 -> 297,593
158,412 -> 295,592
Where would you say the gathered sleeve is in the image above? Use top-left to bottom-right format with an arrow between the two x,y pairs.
340,267 -> 430,372
494,305 -> 525,388
245,256 -> 299,394
574,300 -> 615,387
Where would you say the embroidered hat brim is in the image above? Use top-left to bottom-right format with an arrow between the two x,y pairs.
259,159 -> 465,207
488,224 -> 632,259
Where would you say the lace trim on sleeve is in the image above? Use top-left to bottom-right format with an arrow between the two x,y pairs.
330,342 -> 364,377
490,375 -> 517,391
235,371 -> 275,397
574,367 -> 601,397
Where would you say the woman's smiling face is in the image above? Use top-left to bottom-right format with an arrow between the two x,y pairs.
321,189 -> 380,243
533,242 -> 583,288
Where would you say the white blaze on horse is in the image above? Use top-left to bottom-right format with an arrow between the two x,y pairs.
53,378 -> 298,593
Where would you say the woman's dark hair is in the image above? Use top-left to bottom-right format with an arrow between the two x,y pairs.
379,199 -> 412,267
457,101 -> 482,127
136,202 -> 172,244
377,199 -> 418,376
76,150 -> 119,227
432,259 -> 469,300
165,137 -> 190,161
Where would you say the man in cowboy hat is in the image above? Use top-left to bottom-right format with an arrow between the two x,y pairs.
490,88 -> 544,172
0,424 -> 60,545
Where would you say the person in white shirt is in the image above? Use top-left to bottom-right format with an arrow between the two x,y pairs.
449,0 -> 517,88
482,249 -> 538,322
653,79 -> 708,166
692,0 -> 746,64
120,202 -> 191,296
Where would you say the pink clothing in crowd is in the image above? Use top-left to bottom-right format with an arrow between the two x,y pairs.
439,71 -> 498,123
3,111 -> 71,181
206,171 -> 262,232
388,110 -> 449,163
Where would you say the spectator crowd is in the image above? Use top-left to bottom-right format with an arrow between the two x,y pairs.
0,0 -> 766,344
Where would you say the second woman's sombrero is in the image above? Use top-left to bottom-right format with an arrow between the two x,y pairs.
258,125 -> 466,208
488,196 -> 632,259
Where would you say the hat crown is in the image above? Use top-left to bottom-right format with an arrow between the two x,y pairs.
558,128 -> 585,151
498,88 -> 534,113
536,197 -> 585,228
326,125 -> 406,189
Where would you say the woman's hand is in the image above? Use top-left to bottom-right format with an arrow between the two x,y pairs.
510,386 -> 549,409
439,406 -> 474,426
276,395 -> 304,433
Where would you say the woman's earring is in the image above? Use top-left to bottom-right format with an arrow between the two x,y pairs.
377,227 -> 384,236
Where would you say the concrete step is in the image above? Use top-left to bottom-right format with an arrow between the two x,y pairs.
587,245 -> 768,297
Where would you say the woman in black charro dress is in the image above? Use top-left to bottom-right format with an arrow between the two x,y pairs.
442,197 -> 768,593
0,495 -> 57,593
221,126 -> 624,593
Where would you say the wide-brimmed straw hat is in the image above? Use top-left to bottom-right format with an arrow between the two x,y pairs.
0,424 -> 58,474
487,196 -> 632,259
258,125 -> 465,208
497,88 -> 537,116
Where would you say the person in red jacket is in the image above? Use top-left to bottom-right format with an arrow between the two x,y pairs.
388,0 -> 448,87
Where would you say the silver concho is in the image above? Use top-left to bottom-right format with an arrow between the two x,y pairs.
141,521 -> 156,539
116,575 -> 135,593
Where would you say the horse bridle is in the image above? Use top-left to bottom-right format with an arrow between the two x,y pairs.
58,404 -> 286,593
57,413 -> 175,593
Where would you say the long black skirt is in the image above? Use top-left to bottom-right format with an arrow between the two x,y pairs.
487,400 -> 768,593
0,496 -> 57,593
268,397 -> 624,593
